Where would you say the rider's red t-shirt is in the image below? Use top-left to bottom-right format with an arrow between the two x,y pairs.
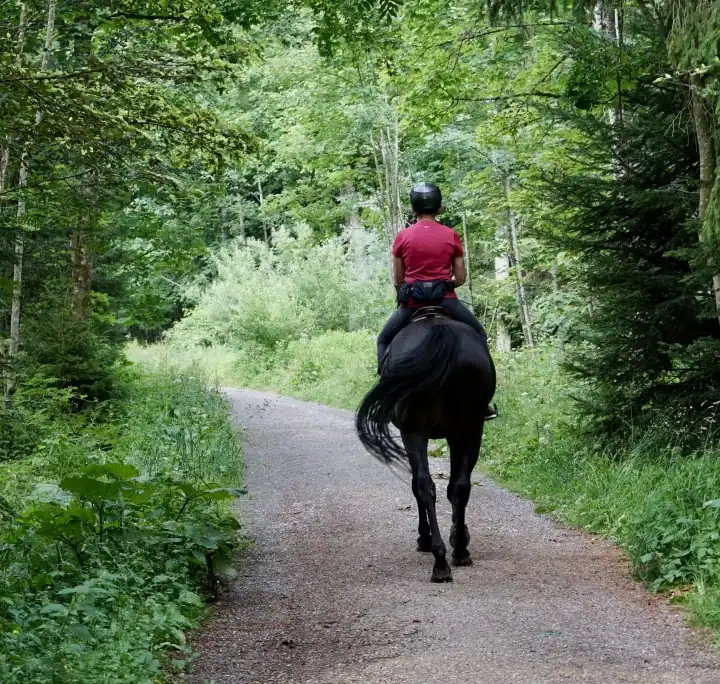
392,219 -> 463,304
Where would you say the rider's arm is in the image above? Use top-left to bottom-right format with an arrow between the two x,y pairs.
393,257 -> 406,287
452,255 -> 467,287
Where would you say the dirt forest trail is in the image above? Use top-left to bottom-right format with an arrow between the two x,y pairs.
187,390 -> 720,684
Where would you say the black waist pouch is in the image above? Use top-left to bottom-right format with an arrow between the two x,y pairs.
396,283 -> 411,305
409,280 -> 448,303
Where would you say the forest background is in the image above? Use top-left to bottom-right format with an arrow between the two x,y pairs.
2,0 -> 720,681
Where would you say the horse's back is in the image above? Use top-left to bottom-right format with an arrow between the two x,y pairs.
390,317 -> 493,379
386,317 -> 495,435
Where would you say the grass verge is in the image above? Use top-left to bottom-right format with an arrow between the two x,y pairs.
0,365 -> 244,683
484,348 -> 720,643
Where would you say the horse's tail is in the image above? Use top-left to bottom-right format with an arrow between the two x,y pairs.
356,323 -> 459,467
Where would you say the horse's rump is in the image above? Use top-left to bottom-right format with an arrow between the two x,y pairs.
356,318 -> 495,465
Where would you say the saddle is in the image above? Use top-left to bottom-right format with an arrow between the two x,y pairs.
410,306 -> 451,323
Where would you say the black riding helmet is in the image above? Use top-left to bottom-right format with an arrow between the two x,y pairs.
410,182 -> 442,215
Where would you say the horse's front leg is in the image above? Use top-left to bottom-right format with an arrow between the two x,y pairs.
447,426 -> 483,567
403,432 -> 451,583
410,455 -> 434,552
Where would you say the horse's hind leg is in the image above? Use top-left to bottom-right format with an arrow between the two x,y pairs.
403,433 -> 451,583
447,425 -> 483,567
410,457 -> 434,552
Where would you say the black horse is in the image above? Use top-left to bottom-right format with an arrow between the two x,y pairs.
356,309 -> 496,582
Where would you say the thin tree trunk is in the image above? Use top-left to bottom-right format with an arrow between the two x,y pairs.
238,203 -> 246,243
494,223 -> 512,353
5,0 -> 56,405
510,221 -> 534,348
391,116 -> 402,232
0,149 -> 9,195
594,1 -> 625,172
551,254 -> 565,353
374,113 -> 403,283
504,179 -> 534,348
370,133 -> 390,235
72,241 -> 94,317
593,0 -> 613,34
461,213 -> 474,308
71,173 -> 95,318
378,114 -> 403,240
690,72 -> 720,324
256,172 -> 268,244
220,206 -> 228,243
370,132 -> 394,283
0,3 -> 27,196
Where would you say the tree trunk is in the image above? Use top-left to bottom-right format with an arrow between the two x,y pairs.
509,214 -> 534,348
372,111 -> 404,283
0,3 -> 27,196
71,236 -> 94,318
690,72 -> 720,324
593,0 -> 614,35
377,112 -> 403,241
494,223 -> 512,353
461,213 -> 474,308
5,0 -> 56,405
380,127 -> 400,237
71,174 -> 95,319
551,254 -> 565,353
504,178 -> 534,348
238,202 -> 246,243
256,172 -> 268,244
594,1 -> 625,172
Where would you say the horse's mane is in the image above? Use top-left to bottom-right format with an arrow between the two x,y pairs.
356,322 -> 460,467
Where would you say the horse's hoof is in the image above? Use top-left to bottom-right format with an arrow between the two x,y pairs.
431,563 -> 453,583
431,569 -> 453,583
450,524 -> 470,549
452,553 -> 473,567
416,536 -> 432,553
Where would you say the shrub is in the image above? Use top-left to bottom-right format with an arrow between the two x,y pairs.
0,366 -> 244,683
169,225 -> 393,352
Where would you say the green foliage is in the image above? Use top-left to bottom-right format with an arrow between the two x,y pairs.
252,330 -> 377,408
543,52 -> 720,439
0,367 -> 244,683
169,225 -> 393,352
116,367 -> 244,484
483,348 -> 720,629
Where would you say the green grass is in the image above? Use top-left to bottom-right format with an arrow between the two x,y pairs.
129,331 -> 377,410
0,365 -> 244,683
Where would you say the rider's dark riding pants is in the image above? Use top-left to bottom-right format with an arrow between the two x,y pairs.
376,299 -> 490,366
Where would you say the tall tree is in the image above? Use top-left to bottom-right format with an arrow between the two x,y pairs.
5,0 -> 56,404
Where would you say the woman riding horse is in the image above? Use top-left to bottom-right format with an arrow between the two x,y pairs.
357,182 -> 497,583
377,181 -> 497,420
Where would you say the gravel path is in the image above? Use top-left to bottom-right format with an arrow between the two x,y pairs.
188,389 -> 720,684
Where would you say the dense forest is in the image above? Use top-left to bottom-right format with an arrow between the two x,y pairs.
2,0 -> 720,680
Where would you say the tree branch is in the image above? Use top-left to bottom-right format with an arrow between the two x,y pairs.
0,68 -> 108,83
108,14 -> 186,22
0,170 -> 92,198
437,20 -> 572,49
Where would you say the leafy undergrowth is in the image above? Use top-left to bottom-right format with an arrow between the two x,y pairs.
0,366 -> 244,683
129,330 -> 377,410
483,348 -> 720,643
133,337 -> 720,642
